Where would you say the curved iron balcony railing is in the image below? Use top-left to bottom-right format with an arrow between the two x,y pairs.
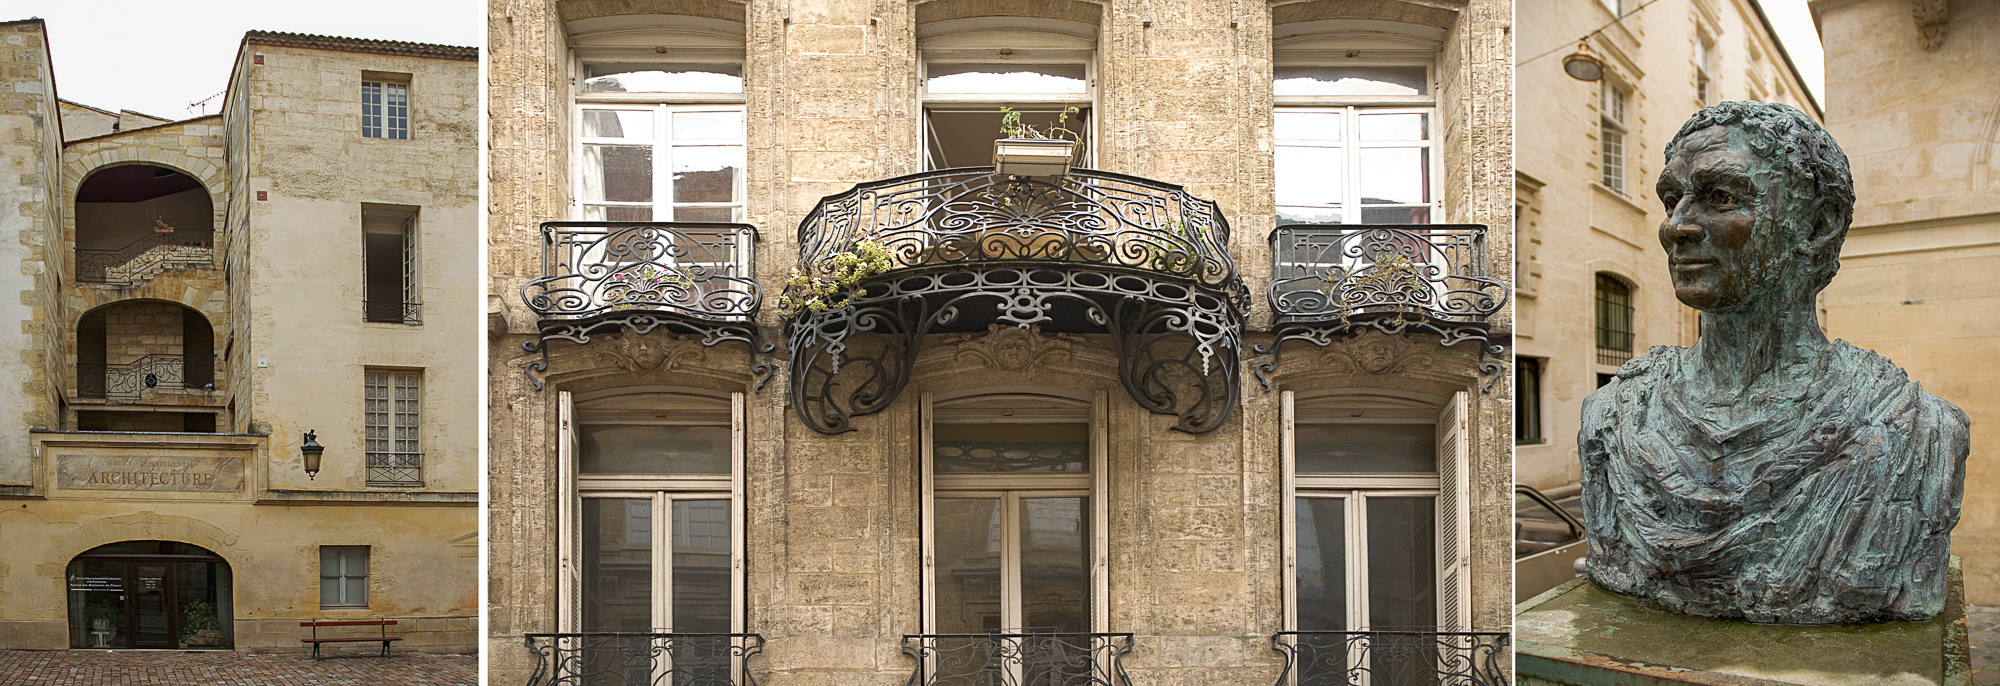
523,632 -> 764,686
1270,631 -> 1511,686
787,168 -> 1248,435
79,354 -> 208,401
903,632 -> 1133,686
1256,224 -> 1510,391
78,232 -> 215,285
518,222 -> 770,390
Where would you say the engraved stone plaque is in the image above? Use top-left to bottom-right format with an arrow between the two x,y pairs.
57,454 -> 245,492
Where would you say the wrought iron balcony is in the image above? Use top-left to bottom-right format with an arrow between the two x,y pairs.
787,168 -> 1248,434
1256,224 -> 1510,391
79,355 -> 201,401
903,632 -> 1133,686
523,632 -> 763,686
1270,631 -> 1511,686
364,301 -> 422,324
519,222 -> 769,390
78,232 -> 215,286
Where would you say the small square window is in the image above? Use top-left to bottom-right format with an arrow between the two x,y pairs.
362,78 -> 410,140
320,546 -> 369,609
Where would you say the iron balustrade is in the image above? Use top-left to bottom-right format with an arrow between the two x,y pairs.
902,632 -> 1133,686
78,355 -> 190,401
1270,631 -> 1511,686
364,301 -> 423,324
519,222 -> 770,391
1256,224 -> 1511,392
78,232 -> 215,284
787,168 -> 1248,435
523,632 -> 764,686
365,452 -> 421,486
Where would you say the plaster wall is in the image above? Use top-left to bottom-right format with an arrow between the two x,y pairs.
1814,0 -> 2000,605
1513,0 -> 1814,490
238,43 -> 479,494
487,0 -> 1513,683
75,188 -> 213,251
0,20 -> 68,487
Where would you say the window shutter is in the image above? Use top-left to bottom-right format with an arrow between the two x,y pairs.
1434,390 -> 1471,630
557,390 -> 578,632
401,214 -> 418,319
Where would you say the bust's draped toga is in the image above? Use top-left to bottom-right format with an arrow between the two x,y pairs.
1580,341 -> 1968,623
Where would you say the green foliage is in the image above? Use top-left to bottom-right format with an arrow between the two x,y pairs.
84,600 -> 122,630
780,240 -> 894,318
1146,219 -> 1208,272
181,598 -> 220,634
604,263 -> 694,309
999,106 -> 1082,142
1325,253 -> 1424,326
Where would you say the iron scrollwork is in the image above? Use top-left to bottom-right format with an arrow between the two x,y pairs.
523,632 -> 764,686
787,168 -> 1248,435
1255,224 -> 1511,392
902,632 -> 1134,686
1269,631 -> 1511,686
519,222 -> 774,391
79,355 -> 187,401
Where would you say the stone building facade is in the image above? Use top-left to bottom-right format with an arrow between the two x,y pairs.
486,0 -> 1513,683
1813,0 -> 2000,605
1513,0 -> 1815,492
0,21 -> 479,653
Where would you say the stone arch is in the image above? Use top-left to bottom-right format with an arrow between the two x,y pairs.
74,298 -> 218,398
1270,0 -> 1457,33
66,154 -> 226,291
45,514 -> 242,577
557,0 -> 747,26
63,539 -> 236,650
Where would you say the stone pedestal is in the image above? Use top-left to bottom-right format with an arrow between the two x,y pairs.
1515,558 -> 1969,686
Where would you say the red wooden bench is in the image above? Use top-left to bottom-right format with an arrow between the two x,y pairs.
300,619 -> 402,659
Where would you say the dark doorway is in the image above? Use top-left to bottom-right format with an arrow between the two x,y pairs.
66,541 -> 233,649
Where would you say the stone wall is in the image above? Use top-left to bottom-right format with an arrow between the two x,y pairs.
0,20 -> 67,487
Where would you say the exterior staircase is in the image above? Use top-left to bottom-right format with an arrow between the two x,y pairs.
78,233 -> 214,286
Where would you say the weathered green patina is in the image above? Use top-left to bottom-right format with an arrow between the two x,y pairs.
1578,102 -> 1969,624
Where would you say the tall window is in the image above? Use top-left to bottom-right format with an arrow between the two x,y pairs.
361,78 -> 409,139
919,20 -> 1096,169
364,369 -> 422,485
922,391 -> 1104,682
560,390 -> 743,637
1515,358 -> 1543,445
1600,82 -> 1628,194
320,546 -> 369,609
573,18 -> 746,222
363,207 -> 419,324
1595,274 -> 1634,366
1694,32 -> 1716,105
1275,64 -> 1436,225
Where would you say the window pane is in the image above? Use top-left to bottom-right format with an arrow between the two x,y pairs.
582,498 -> 654,631
584,205 -> 654,222
1366,497 -> 1436,629
1275,111 -> 1343,142
925,107 -> 1089,170
1278,206 -> 1343,225
934,498 -> 1003,633
1295,497 -> 1346,631
671,146 -> 742,204
579,424 -> 731,474
582,110 -> 654,139
1296,424 -> 1436,474
584,63 -> 743,93
1274,66 -> 1427,96
673,206 -> 735,222
1358,148 -> 1429,205
671,111 -> 744,141
933,423 -> 1088,473
344,578 -> 368,607
926,64 -> 1088,95
1357,113 -> 1428,142
582,145 -> 654,203
673,499 -> 732,633
321,577 -> 340,606
1359,206 -> 1431,224
1020,497 -> 1088,633
1275,146 -> 1344,208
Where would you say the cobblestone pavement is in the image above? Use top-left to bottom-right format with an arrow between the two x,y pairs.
0,650 -> 474,685
1974,605 -> 2000,686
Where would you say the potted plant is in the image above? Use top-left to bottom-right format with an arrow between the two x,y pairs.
84,600 -> 122,648
993,106 -> 1081,178
779,240 -> 895,317
603,263 -> 695,310
179,598 -> 223,647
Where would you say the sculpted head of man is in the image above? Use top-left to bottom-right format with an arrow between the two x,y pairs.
1657,102 -> 1854,313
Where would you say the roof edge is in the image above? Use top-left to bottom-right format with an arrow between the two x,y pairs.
242,30 -> 477,61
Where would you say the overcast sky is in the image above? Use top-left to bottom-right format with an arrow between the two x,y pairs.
14,0 -> 480,120
1758,0 -> 1825,105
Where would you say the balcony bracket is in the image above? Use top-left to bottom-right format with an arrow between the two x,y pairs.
787,267 -> 1243,435
1254,224 -> 1510,394
521,315 -> 774,392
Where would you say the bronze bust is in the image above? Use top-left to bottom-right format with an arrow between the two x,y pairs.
1579,101 -> 1968,624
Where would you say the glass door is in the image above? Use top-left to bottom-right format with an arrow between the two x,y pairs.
129,563 -> 174,649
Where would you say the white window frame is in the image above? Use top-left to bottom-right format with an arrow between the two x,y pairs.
1694,29 -> 1717,106
919,389 -> 1109,679
1599,80 -> 1629,194
319,545 -> 370,609
572,35 -> 746,222
361,80 -> 409,140
558,389 -> 747,638
1279,390 -> 1470,635
363,368 -> 422,486
574,103 -> 746,223
919,30 -> 1097,170
1273,56 -> 1441,225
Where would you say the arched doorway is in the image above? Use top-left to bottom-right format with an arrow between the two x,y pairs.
66,541 -> 233,649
